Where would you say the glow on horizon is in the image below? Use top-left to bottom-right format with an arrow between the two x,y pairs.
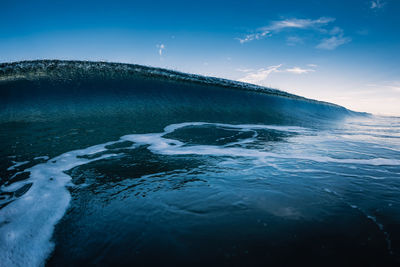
230,65 -> 400,116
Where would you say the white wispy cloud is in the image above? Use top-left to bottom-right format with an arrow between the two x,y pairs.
285,67 -> 315,74
157,44 -> 165,56
238,64 -> 282,84
316,35 -> 351,50
316,25 -> 350,50
370,0 -> 385,9
238,17 -> 335,44
238,17 -> 350,50
238,31 -> 270,44
238,64 -> 316,84
264,17 -> 335,31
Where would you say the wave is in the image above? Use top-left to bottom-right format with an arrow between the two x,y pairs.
0,60 -> 354,105
0,60 -> 363,127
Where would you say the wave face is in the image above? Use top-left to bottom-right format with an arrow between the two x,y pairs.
0,60 -> 355,127
1,61 -> 399,266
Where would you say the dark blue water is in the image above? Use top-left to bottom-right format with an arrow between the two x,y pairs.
0,61 -> 399,266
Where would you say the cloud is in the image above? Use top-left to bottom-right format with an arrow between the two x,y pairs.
316,25 -> 350,50
157,44 -> 165,56
238,64 -> 282,84
238,64 -> 316,84
238,17 -> 335,44
285,67 -> 315,74
238,17 -> 351,50
316,35 -> 351,50
264,17 -> 335,32
238,31 -> 270,44
370,0 -> 385,9
329,26 -> 344,35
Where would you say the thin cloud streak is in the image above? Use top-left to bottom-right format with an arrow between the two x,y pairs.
370,0 -> 385,9
286,67 -> 315,74
238,64 -> 282,84
238,17 -> 335,44
238,64 -> 316,84
262,17 -> 335,32
316,35 -> 351,50
238,17 -> 350,50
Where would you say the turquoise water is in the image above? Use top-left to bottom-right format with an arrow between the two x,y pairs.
0,61 -> 399,266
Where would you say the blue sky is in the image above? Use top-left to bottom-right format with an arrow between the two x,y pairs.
1,0 -> 400,115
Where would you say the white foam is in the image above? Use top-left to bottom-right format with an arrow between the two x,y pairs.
0,143 -> 118,267
162,122 -> 308,134
33,156 -> 49,161
7,161 -> 30,171
122,122 -> 400,166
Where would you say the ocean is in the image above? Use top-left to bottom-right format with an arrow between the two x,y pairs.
0,61 -> 399,266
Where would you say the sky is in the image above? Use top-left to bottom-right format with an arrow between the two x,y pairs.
1,0 -> 400,115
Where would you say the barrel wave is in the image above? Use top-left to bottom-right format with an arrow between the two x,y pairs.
1,60 -> 399,267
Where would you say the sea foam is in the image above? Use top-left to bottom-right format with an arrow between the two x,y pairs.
0,143 -> 118,267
